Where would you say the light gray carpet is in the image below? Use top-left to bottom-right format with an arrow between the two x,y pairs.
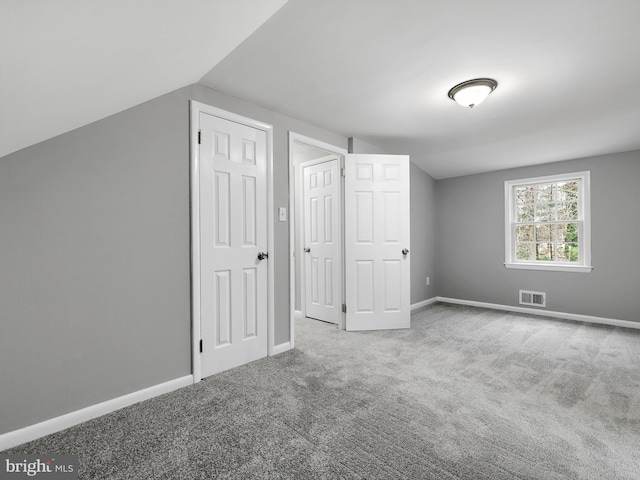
4,303 -> 640,479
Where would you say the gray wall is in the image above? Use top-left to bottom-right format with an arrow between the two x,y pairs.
0,87 -> 193,434
410,163 -> 437,303
435,150 -> 640,323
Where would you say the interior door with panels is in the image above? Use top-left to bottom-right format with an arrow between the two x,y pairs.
344,154 -> 411,331
199,111 -> 268,377
303,159 -> 341,324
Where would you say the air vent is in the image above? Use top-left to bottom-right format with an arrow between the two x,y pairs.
519,290 -> 546,307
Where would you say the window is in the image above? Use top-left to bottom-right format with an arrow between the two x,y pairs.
504,171 -> 592,272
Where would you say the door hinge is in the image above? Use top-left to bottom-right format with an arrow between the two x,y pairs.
340,167 -> 345,177
199,339 -> 203,353
342,304 -> 347,313
198,130 -> 201,145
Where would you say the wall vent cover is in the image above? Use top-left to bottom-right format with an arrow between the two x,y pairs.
519,290 -> 546,307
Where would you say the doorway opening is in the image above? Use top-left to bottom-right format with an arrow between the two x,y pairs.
288,133 -> 348,342
289,133 -> 412,342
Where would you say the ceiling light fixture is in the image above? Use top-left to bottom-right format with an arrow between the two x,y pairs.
448,78 -> 498,108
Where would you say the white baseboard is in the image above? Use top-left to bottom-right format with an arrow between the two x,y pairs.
271,341 -> 292,356
294,310 -> 304,320
411,297 -> 438,311
0,375 -> 193,451
436,297 -> 640,330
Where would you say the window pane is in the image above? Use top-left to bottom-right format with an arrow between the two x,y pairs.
557,181 -> 579,202
535,203 -> 554,222
516,224 -> 534,241
535,224 -> 553,242
556,202 -> 578,221
516,204 -> 534,222
535,243 -> 553,261
516,242 -> 535,261
515,186 -> 535,204
535,183 -> 554,203
555,244 -> 568,262
557,243 -> 579,262
557,223 -> 579,242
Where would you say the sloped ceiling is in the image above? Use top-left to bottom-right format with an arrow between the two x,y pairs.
0,0 -> 288,159
4,1 -> 640,179
200,0 -> 640,178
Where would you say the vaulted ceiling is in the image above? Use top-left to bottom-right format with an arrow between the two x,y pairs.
0,0 -> 288,159
4,0 -> 640,179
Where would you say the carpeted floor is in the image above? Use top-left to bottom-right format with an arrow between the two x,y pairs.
4,303 -> 640,479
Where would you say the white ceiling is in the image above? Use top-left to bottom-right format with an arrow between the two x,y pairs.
201,0 -> 640,178
292,142 -> 333,163
4,1 -> 640,179
0,0 -> 288,159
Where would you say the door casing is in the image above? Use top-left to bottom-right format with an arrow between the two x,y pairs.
190,100 -> 275,383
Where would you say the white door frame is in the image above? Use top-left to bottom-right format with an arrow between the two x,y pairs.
191,100 -> 275,383
288,132 -> 348,339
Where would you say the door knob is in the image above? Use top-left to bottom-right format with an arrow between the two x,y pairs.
257,252 -> 269,261
304,247 -> 311,253
402,248 -> 409,255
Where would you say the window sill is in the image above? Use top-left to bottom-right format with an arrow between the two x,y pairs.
504,262 -> 593,273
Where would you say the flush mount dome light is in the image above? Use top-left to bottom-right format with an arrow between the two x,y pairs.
448,78 -> 498,108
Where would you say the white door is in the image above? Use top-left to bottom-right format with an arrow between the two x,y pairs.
199,112 -> 268,377
302,159 -> 341,324
344,154 -> 411,331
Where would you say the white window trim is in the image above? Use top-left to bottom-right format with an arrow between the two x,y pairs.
504,171 -> 593,273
